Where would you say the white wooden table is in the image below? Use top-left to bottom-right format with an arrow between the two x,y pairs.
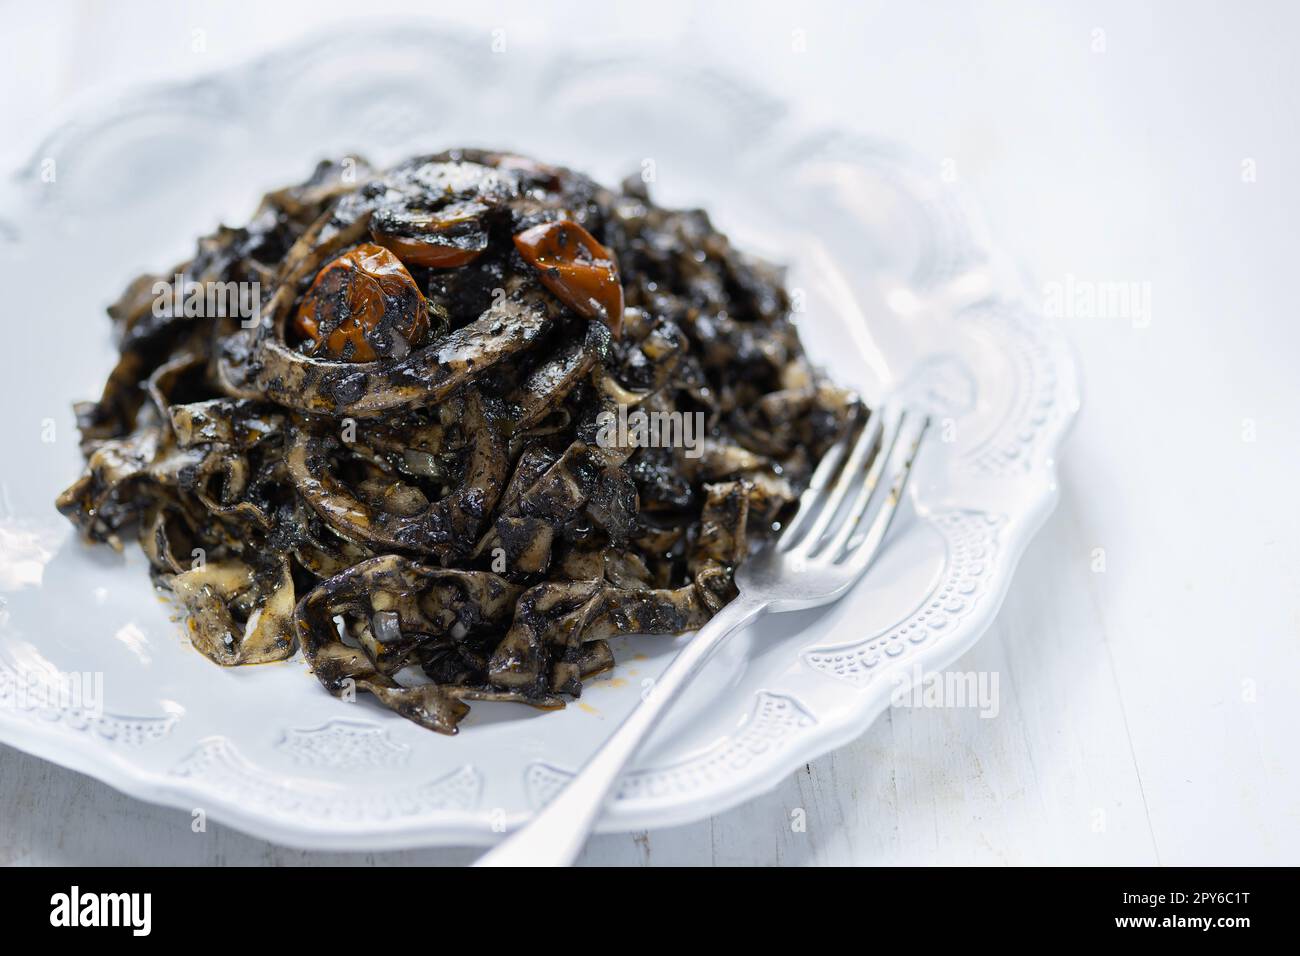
2,0 -> 1296,866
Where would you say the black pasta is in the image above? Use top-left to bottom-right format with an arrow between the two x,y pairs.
56,148 -> 858,733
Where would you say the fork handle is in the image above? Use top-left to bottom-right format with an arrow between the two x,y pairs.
475,593 -> 768,867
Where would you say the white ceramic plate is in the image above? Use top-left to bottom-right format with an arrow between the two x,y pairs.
0,26 -> 1079,849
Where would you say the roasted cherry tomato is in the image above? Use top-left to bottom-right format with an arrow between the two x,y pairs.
513,220 -> 624,336
294,243 -> 429,362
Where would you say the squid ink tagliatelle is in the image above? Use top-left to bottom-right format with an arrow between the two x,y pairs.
56,149 -> 859,733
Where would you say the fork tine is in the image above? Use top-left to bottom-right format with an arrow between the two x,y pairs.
776,406 -> 866,546
815,408 -> 911,559
836,413 -> 930,572
786,406 -> 886,556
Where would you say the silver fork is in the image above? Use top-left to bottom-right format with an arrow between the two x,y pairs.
475,404 -> 930,867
